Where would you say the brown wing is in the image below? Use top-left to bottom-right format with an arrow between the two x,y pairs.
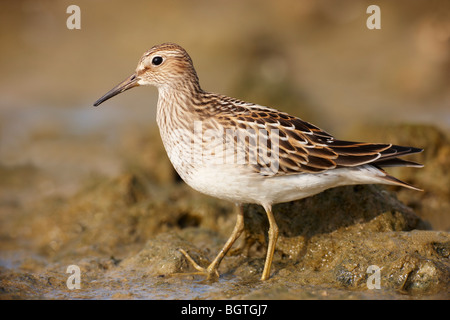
212,104 -> 422,176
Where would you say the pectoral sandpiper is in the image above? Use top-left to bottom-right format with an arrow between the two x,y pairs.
94,43 -> 423,281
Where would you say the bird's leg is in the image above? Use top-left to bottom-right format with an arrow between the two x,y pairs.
179,204 -> 245,279
261,204 -> 278,281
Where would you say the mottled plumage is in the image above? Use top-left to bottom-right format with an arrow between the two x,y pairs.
94,43 -> 423,281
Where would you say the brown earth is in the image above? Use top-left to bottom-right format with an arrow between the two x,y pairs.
1,124 -> 448,299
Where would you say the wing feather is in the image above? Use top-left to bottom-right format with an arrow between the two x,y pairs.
202,101 -> 422,176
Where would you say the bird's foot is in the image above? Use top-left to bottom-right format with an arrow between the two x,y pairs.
176,248 -> 220,280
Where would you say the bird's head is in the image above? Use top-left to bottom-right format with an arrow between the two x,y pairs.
94,43 -> 199,106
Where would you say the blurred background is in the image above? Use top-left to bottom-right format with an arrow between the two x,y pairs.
0,0 -> 449,218
1,0 -> 450,299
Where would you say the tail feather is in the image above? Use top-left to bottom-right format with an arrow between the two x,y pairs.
379,172 -> 423,191
331,141 -> 423,169
378,145 -> 423,161
375,145 -> 423,191
373,158 -> 423,168
330,142 -> 424,191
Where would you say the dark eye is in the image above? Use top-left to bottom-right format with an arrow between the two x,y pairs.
152,56 -> 163,66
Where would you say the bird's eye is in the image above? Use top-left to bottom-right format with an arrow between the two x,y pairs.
152,56 -> 163,66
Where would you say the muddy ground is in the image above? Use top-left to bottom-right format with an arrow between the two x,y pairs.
0,1 -> 449,300
0,123 -> 449,300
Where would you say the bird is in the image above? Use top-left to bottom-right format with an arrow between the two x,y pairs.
94,43 -> 423,281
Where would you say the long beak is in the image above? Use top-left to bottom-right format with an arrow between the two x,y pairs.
93,73 -> 139,106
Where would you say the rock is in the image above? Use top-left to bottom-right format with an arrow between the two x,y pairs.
118,232 -> 197,276
294,230 -> 449,295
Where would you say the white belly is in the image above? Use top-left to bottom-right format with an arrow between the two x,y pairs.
180,163 -> 389,206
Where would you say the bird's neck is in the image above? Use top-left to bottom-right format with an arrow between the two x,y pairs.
156,80 -> 205,132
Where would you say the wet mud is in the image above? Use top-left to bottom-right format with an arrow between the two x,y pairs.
1,124 -> 449,300
1,1 -> 449,300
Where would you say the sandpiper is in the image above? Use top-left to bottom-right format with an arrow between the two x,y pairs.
94,43 -> 423,281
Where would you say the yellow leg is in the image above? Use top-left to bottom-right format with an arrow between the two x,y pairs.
179,204 -> 245,279
260,204 -> 278,281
